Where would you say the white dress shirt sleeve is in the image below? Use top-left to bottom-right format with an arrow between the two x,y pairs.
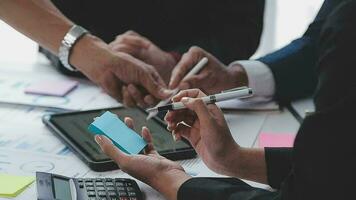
229,60 -> 276,102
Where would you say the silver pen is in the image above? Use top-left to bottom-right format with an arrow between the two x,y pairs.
146,57 -> 209,120
146,87 -> 253,113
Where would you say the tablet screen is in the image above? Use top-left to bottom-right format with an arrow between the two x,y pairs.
48,107 -> 192,161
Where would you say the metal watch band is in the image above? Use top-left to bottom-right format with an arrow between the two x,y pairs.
58,25 -> 89,72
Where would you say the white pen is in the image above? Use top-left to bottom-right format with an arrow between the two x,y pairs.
146,57 -> 209,120
146,87 -> 253,113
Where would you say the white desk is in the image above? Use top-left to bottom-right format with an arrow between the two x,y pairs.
0,57 -> 300,200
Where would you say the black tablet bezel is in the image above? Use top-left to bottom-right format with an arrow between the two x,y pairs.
42,107 -> 196,172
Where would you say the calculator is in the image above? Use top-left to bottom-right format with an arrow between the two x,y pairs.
36,172 -> 143,200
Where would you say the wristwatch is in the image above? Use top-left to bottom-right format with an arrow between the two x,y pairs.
58,25 -> 89,71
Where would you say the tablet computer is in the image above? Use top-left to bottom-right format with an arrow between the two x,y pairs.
42,107 -> 196,172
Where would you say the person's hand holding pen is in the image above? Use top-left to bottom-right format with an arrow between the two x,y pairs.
164,89 -> 243,176
169,46 -> 249,95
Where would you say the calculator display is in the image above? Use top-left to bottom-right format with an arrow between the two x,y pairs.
53,177 -> 71,200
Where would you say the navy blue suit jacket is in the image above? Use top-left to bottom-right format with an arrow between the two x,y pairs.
258,0 -> 342,104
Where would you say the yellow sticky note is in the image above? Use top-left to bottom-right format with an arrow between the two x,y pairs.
0,173 -> 35,197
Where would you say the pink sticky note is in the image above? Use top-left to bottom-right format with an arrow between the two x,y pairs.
258,133 -> 296,148
25,80 -> 78,97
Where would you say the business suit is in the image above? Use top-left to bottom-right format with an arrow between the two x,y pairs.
42,0 -> 264,76
178,0 -> 356,199
258,0 -> 344,105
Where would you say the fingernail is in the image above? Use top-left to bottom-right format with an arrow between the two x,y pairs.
181,97 -> 190,103
94,135 -> 103,145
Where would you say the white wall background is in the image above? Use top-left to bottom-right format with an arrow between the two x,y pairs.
0,0 -> 324,64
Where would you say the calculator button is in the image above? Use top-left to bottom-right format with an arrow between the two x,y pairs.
86,186 -> 95,191
126,182 -> 133,186
86,182 -> 94,186
87,191 -> 96,197
128,192 -> 136,197
106,182 -> 114,186
118,191 -> 128,197
117,186 -> 126,191
126,187 -> 134,192
115,182 -> 124,187
98,191 -> 107,197
88,198 -> 96,200
96,182 -> 104,186
108,191 -> 117,197
107,186 -> 115,191
79,184 -> 84,188
96,186 -> 105,191
100,198 -> 108,200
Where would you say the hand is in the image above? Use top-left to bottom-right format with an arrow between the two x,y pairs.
70,34 -> 172,104
164,89 -> 241,176
95,117 -> 191,200
109,30 -> 177,83
169,46 -> 248,95
121,84 -> 158,108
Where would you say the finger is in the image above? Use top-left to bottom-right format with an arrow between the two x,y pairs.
110,44 -> 140,56
124,30 -> 140,36
114,34 -> 150,49
124,117 -> 134,130
178,73 -> 207,91
141,127 -> 157,154
143,95 -> 156,106
181,98 -> 212,125
165,110 -> 195,126
173,123 -> 192,141
95,135 -> 130,167
142,69 -> 173,100
169,46 -> 204,89
101,74 -> 123,101
171,89 -> 206,102
122,85 -> 136,107
128,84 -> 147,108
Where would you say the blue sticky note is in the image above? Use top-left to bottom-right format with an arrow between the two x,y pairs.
88,111 -> 147,155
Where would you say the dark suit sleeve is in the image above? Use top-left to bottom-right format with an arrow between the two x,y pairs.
257,0 -> 341,104
264,148 -> 293,189
177,177 -> 277,200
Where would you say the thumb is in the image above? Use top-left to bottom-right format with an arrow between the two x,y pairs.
181,97 -> 212,125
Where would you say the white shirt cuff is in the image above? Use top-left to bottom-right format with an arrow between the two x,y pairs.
229,60 -> 276,102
